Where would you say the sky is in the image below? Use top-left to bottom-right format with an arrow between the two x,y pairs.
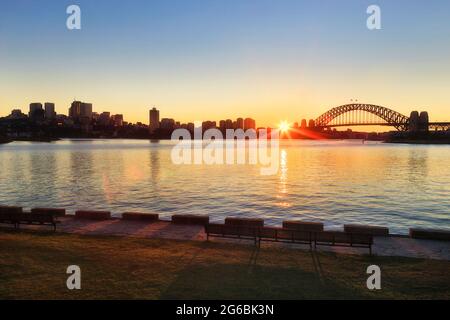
1,0 -> 450,127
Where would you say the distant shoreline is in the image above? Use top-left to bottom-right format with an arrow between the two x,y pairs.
2,136 -> 450,145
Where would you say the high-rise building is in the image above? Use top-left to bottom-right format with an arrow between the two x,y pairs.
149,107 -> 160,133
219,120 -> 226,131
236,118 -> 244,130
160,118 -> 175,130
69,101 -> 92,120
225,119 -> 233,129
244,118 -> 256,130
44,103 -> 56,119
29,103 -> 44,121
202,121 -> 216,132
112,114 -> 124,126
98,112 -> 111,126
29,103 -> 43,117
187,123 -> 195,132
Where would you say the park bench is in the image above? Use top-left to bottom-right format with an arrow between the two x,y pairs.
344,224 -> 389,236
0,206 -> 23,228
75,210 -> 111,220
205,223 -> 259,245
314,231 -> 373,255
31,208 -> 66,217
172,214 -> 209,225
0,206 -> 60,231
16,212 -> 60,231
282,220 -> 324,232
258,227 -> 313,247
122,212 -> 159,221
225,217 -> 264,227
205,224 -> 373,254
409,228 -> 450,241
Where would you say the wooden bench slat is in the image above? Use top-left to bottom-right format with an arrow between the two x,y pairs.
205,224 -> 372,254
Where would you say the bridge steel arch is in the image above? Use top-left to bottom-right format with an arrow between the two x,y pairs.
314,104 -> 410,131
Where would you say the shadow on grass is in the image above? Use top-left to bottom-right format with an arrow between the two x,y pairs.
160,249 -> 365,300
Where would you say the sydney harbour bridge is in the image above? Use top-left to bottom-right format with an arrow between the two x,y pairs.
305,104 -> 450,132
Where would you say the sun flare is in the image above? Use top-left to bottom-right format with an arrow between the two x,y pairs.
278,121 -> 291,133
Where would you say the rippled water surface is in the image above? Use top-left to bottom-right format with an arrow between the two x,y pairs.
1,139 -> 449,234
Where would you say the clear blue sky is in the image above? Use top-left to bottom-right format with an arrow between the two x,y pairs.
1,0 -> 450,125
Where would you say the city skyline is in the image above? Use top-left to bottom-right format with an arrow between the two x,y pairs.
1,1 -> 450,126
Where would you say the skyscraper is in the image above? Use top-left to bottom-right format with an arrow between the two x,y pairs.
44,103 -> 56,119
29,103 -> 43,117
149,107 -> 160,133
244,118 -> 256,130
69,101 -> 93,120
29,103 -> 44,121
236,118 -> 244,130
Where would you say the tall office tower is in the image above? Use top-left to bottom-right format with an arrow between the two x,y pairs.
98,112 -> 111,126
160,118 -> 175,130
29,103 -> 44,121
112,114 -> 124,126
149,107 -> 160,133
236,118 -> 244,130
244,118 -> 256,130
80,103 -> 92,118
69,101 -> 93,120
186,122 -> 195,132
44,103 -> 56,119
219,120 -> 226,131
29,103 -> 43,117
225,119 -> 233,129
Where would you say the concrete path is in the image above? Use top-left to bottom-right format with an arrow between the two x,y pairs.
5,216 -> 450,261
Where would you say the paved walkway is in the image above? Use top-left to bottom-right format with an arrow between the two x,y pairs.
5,216 -> 450,261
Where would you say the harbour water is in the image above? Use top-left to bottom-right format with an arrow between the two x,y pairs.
1,139 -> 449,234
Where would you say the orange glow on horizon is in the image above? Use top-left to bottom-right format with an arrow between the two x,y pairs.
278,121 -> 291,133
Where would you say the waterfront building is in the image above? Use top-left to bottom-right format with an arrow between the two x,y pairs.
244,118 -> 256,130
225,119 -> 233,129
187,122 -> 195,132
236,118 -> 244,130
149,107 -> 160,133
219,120 -> 226,131
29,102 -> 42,116
112,114 -> 124,126
69,101 -> 93,120
202,120 -> 216,132
29,103 -> 44,121
301,119 -> 307,128
44,103 -> 56,120
160,118 -> 175,130
98,112 -> 111,126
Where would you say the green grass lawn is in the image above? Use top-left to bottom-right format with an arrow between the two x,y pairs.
0,229 -> 449,299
